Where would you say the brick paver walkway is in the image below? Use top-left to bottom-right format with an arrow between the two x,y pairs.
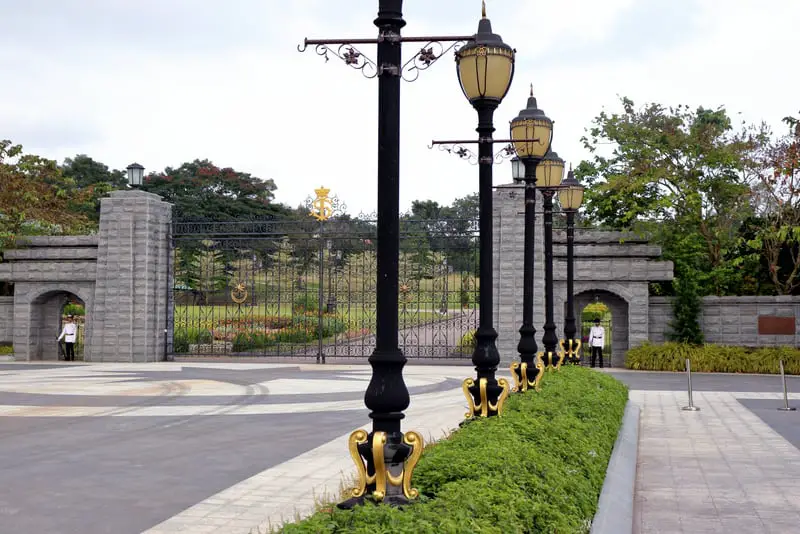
613,371 -> 800,534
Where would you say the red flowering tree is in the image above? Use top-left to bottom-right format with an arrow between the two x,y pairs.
140,159 -> 289,220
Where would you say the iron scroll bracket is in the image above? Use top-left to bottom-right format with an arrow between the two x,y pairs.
298,35 -> 474,81
428,139 -> 542,166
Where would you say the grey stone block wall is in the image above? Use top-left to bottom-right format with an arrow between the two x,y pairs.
0,296 -> 13,343
649,296 -> 800,347
0,191 -> 171,361
88,190 -> 172,362
493,183 -> 674,365
493,184 -> 543,364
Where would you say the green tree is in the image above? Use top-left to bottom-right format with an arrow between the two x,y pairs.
668,273 -> 704,345
744,113 -> 800,295
141,159 -> 290,220
60,154 -> 126,223
188,242 -> 228,303
0,140 -> 95,253
577,97 -> 766,295
61,154 -> 127,189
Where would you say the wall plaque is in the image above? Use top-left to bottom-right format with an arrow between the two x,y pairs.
758,316 -> 796,335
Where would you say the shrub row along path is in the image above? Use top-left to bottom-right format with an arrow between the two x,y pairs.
1,363 -> 798,533
608,370 -> 800,534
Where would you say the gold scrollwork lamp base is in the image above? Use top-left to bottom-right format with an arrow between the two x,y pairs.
345,429 -> 424,504
462,377 -> 510,418
510,354 -> 545,392
559,338 -> 582,365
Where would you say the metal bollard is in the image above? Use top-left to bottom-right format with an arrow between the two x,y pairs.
681,358 -> 700,411
777,360 -> 796,412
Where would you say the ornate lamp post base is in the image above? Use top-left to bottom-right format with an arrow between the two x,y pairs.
338,429 -> 424,509
560,338 -> 582,365
462,376 -> 510,418
540,349 -> 566,371
510,355 -> 544,392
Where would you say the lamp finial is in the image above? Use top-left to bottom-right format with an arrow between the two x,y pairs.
482,0 -> 486,18
530,84 -> 533,97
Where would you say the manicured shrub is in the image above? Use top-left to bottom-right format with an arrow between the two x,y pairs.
228,316 -> 349,352
581,302 -> 608,323
293,293 -> 320,313
280,367 -> 629,534
625,342 -> 800,374
291,316 -> 348,338
0,344 -> 13,355
63,303 -> 85,316
172,330 -> 190,353
456,330 -> 476,354
459,288 -> 471,308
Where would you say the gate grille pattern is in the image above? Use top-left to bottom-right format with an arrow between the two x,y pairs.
168,216 -> 479,360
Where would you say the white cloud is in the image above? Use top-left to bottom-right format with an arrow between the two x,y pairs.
1,0 -> 797,215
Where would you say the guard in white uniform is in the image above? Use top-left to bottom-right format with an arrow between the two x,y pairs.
57,315 -> 78,361
588,318 -> 605,368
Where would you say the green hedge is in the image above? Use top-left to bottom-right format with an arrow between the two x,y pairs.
172,328 -> 213,354
63,303 -> 86,316
280,367 -> 628,534
625,342 -> 800,374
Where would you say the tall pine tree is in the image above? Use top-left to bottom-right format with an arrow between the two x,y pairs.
668,274 -> 704,345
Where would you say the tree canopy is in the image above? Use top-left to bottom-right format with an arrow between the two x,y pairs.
0,140 -> 96,252
140,159 -> 289,220
576,97 -> 780,295
743,112 -> 800,294
61,154 -> 127,189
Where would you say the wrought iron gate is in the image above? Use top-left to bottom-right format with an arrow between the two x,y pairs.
168,215 -> 479,360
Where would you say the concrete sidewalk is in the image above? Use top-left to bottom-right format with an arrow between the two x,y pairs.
630,389 -> 800,534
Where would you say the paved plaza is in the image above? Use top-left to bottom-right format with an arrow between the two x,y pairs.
608,370 -> 800,534
0,363 -> 799,533
0,362 -> 468,533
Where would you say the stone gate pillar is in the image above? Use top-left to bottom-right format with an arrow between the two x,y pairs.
87,190 -> 172,362
493,184 -> 545,365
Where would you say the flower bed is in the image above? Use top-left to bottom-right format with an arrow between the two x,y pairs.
280,366 -> 629,533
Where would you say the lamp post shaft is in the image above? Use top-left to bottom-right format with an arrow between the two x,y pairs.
469,101 -> 503,408
366,0 -> 408,434
517,160 -> 538,363
335,0 -> 414,509
564,210 -> 577,346
542,190 -> 558,359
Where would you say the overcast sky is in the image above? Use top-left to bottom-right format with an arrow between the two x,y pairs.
1,0 -> 797,215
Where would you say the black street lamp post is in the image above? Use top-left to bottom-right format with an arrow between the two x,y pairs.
452,5 -> 515,418
508,89 -> 553,392
558,166 -> 585,364
299,0 -> 474,508
538,152 -> 565,367
429,5 -> 529,417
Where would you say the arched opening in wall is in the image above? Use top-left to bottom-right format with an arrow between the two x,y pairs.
30,291 -> 86,361
571,290 -> 630,368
